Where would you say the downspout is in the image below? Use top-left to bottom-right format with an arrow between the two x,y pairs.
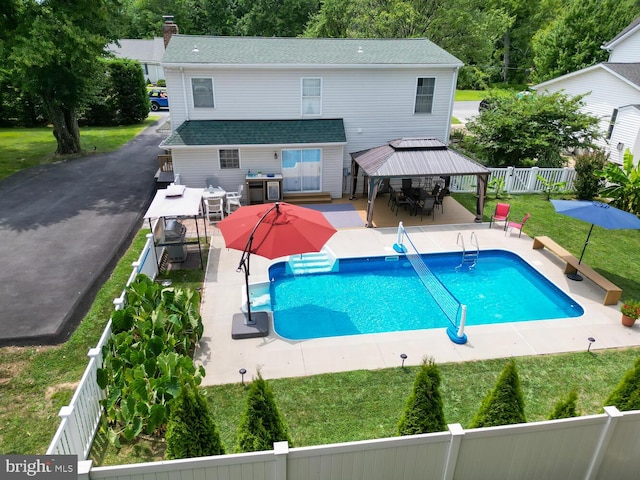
180,66 -> 189,121
445,66 -> 460,144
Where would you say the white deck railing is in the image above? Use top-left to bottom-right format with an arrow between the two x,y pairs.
46,233 -> 159,458
449,166 -> 576,193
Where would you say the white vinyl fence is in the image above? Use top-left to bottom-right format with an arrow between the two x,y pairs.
46,233 -> 159,459
82,407 -> 640,480
450,166 -> 576,194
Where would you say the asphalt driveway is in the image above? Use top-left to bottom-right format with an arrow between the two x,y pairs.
0,117 -> 166,346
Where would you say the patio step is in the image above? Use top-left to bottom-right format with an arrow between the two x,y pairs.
287,249 -> 337,274
283,192 -> 332,204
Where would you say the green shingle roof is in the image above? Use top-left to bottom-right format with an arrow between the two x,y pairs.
161,119 -> 347,147
162,36 -> 462,66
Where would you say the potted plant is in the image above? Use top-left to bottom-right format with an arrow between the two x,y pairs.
620,300 -> 640,327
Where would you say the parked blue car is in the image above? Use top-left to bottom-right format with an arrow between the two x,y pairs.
149,89 -> 169,111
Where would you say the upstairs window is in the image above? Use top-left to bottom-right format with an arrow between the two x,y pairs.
607,108 -> 618,139
192,78 -> 214,108
219,149 -> 239,169
414,77 -> 435,114
301,78 -> 322,115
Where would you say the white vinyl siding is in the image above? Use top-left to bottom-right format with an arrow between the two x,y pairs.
609,106 -> 640,165
414,77 -> 436,114
165,66 -> 457,197
191,77 -> 215,108
607,32 -> 640,62
301,78 -> 322,116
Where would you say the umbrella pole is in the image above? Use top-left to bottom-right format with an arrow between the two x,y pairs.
244,251 -> 254,325
567,224 -> 594,281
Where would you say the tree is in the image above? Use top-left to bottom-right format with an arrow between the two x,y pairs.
237,371 -> 292,452
470,359 -> 526,428
304,0 -> 510,90
573,150 -> 607,200
237,0 -> 320,37
604,356 -> 640,411
598,149 -> 640,215
7,0 -> 123,154
465,90 -> 602,167
531,0 -> 640,82
166,385 -> 225,459
548,389 -> 579,420
398,357 -> 446,435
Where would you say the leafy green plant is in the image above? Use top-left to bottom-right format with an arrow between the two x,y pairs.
598,149 -> 640,214
398,357 -> 446,435
536,174 -> 566,201
548,389 -> 579,420
96,275 -> 205,447
488,176 -> 506,199
470,359 -> 526,428
237,371 -> 292,452
166,385 -> 225,459
573,150 -> 607,200
604,357 -> 640,411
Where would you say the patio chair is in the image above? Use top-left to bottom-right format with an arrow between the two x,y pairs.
205,197 -> 224,223
394,189 -> 411,215
489,203 -> 511,230
225,184 -> 244,215
434,188 -> 446,213
417,196 -> 436,221
506,213 -> 531,237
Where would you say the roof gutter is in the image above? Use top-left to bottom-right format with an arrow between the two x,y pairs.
161,62 -> 464,70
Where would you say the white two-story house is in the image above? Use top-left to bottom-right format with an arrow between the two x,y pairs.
533,17 -> 640,165
159,35 -> 463,200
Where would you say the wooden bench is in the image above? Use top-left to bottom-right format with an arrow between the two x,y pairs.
532,236 -> 622,305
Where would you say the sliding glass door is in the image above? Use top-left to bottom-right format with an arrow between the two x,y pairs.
281,148 -> 321,193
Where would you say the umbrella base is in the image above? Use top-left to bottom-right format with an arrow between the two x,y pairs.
567,272 -> 584,281
231,312 -> 269,339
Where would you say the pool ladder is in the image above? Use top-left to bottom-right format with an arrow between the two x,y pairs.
456,232 -> 479,271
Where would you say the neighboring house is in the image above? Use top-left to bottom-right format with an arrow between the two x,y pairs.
533,17 -> 640,165
107,37 -> 166,85
159,35 -> 463,199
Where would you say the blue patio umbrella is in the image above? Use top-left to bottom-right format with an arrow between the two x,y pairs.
550,200 -> 640,281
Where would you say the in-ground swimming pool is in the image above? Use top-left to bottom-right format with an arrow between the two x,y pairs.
266,250 -> 583,340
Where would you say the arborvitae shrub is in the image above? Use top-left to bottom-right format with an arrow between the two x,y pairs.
604,356 -> 640,411
165,385 -> 225,459
398,357 -> 446,435
236,371 -> 292,452
470,359 -> 526,428
548,389 -> 579,420
573,150 -> 607,200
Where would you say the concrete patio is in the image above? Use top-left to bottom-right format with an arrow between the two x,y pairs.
194,195 -> 640,385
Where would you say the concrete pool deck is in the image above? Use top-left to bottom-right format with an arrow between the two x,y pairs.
195,223 -> 640,386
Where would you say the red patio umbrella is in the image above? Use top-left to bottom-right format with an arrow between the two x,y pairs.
218,202 -> 337,332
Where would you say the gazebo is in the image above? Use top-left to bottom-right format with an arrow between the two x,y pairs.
350,138 -> 490,226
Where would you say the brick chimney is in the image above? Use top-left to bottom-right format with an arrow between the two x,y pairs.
162,15 -> 179,49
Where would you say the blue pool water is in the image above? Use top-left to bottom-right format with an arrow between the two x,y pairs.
268,250 -> 583,340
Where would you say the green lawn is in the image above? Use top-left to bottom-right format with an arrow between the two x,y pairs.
455,90 -> 485,101
0,116 -> 159,181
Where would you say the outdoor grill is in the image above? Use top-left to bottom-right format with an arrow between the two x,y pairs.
163,218 -> 187,262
